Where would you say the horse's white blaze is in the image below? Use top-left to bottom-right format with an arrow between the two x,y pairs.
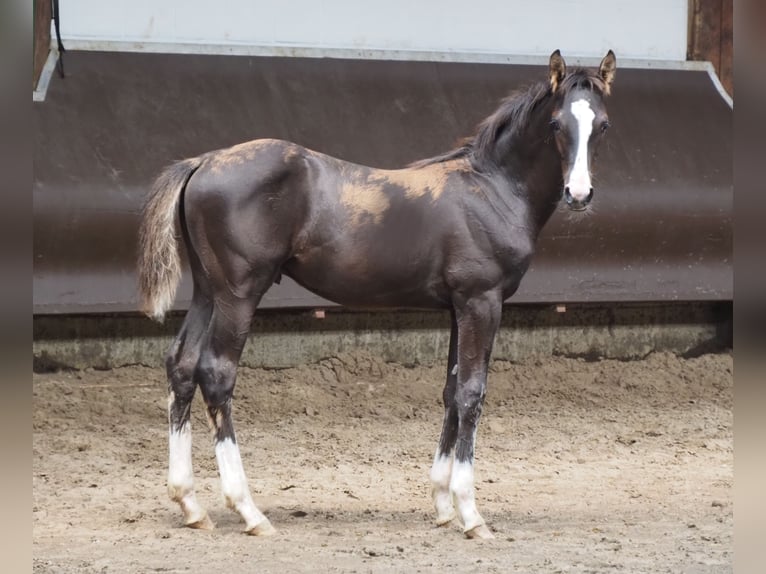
215,437 -> 269,530
566,98 -> 595,201
430,452 -> 455,523
167,421 -> 206,523
450,459 -> 484,531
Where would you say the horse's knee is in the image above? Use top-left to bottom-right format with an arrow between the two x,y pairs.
455,379 -> 486,422
195,357 -> 236,408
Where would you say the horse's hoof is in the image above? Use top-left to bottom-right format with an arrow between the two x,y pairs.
186,514 -> 215,530
464,524 -> 495,539
435,512 -> 456,527
246,520 -> 277,537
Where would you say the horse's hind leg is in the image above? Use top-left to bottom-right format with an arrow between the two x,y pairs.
195,276 -> 276,536
166,292 -> 214,529
430,309 -> 459,526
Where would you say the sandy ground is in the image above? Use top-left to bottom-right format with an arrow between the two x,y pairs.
33,351 -> 732,573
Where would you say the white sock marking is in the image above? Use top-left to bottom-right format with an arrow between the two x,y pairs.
566,98 -> 595,201
168,422 -> 194,494
430,452 -> 455,523
168,421 -> 206,524
215,437 -> 269,530
450,459 -> 485,531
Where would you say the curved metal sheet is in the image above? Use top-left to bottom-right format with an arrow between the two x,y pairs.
33,52 -> 732,314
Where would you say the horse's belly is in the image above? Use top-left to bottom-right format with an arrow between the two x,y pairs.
282,255 -> 449,309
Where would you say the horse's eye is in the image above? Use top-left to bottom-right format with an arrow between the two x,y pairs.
600,120 -> 611,133
550,119 -> 561,132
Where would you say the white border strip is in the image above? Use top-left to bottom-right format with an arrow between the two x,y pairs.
33,49 -> 59,102
57,39 -> 697,67
37,41 -> 734,108
699,61 -> 734,109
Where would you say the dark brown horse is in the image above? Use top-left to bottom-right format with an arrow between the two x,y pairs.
138,50 -> 616,539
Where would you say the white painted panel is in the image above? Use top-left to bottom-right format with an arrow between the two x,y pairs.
57,0 -> 688,61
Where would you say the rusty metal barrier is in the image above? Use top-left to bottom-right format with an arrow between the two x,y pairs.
33,52 -> 732,314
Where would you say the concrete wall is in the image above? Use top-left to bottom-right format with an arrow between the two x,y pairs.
34,303 -> 731,371
57,0 -> 688,60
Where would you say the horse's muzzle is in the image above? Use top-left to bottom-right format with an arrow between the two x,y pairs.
564,186 -> 593,211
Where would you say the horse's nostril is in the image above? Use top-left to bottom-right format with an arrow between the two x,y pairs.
564,187 -> 573,204
586,188 -> 594,202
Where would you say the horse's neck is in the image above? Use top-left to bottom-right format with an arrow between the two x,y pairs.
526,166 -> 563,233
493,129 -> 563,235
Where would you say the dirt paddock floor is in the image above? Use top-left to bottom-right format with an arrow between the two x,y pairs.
33,351 -> 732,573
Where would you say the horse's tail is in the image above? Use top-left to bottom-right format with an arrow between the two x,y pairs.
137,157 -> 202,322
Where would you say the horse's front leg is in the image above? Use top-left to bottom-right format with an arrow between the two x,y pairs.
430,309 -> 459,526
450,290 -> 502,539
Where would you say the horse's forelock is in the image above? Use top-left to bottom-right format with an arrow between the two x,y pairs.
558,68 -> 609,97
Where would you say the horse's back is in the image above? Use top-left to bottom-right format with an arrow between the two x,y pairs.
190,138 -> 307,190
281,159 -> 495,308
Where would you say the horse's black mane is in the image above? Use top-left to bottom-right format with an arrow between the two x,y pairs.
410,68 -> 607,170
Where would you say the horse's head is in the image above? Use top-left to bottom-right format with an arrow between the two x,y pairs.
548,50 -> 616,211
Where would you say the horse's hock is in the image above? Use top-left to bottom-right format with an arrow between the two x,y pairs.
33,52 -> 732,368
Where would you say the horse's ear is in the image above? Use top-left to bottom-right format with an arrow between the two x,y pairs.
599,50 -> 616,93
549,50 -> 567,92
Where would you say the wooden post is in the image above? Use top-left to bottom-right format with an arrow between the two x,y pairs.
688,0 -> 733,98
33,0 -> 52,90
